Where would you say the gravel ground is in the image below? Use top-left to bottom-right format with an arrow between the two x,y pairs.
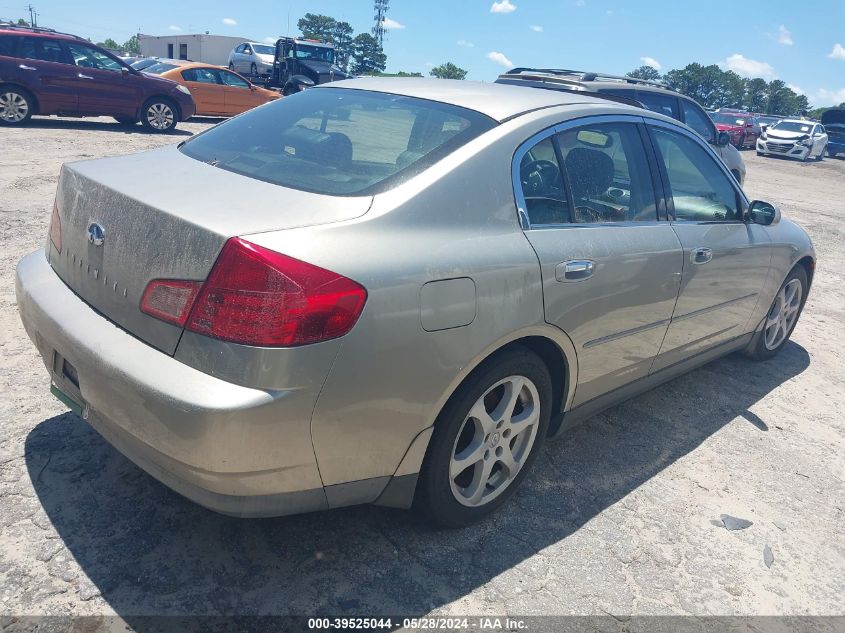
0,117 -> 844,625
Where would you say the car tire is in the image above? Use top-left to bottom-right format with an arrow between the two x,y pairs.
0,86 -> 35,126
828,147 -> 837,158
113,116 -> 137,126
815,144 -> 826,161
250,63 -> 258,75
756,151 -> 763,156
140,97 -> 178,133
414,347 -> 552,528
735,134 -> 745,150
744,266 -> 808,361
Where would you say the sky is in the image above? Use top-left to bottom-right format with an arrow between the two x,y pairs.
4,0 -> 845,106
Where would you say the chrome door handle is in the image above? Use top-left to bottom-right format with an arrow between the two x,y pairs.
692,247 -> 713,264
556,260 -> 595,282
78,73 -> 94,79
19,64 -> 37,71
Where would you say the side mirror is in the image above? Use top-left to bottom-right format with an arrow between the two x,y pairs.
122,67 -> 130,77
717,131 -> 731,147
747,200 -> 781,226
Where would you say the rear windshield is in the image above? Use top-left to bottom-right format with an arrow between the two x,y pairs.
143,62 -> 178,74
179,87 -> 497,196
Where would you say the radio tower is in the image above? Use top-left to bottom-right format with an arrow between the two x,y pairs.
372,0 -> 390,48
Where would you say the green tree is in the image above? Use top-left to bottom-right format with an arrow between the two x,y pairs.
626,65 -> 661,81
98,38 -> 120,50
297,13 -> 338,42
429,62 -> 468,80
122,34 -> 141,54
743,78 -> 769,112
332,21 -> 354,70
351,33 -> 386,74
16,18 -> 28,26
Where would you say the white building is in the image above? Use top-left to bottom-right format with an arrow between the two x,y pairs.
137,33 -> 251,66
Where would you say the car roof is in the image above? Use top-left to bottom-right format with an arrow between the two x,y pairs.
777,119 -> 814,124
0,27 -> 80,41
319,78 -> 641,123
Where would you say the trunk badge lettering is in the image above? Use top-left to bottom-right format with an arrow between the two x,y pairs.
87,223 -> 105,247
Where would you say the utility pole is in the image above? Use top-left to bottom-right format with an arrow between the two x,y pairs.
26,4 -> 35,27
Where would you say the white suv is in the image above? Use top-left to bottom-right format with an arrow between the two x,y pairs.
227,41 -> 275,76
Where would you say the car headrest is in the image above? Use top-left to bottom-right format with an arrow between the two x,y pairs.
565,147 -> 615,198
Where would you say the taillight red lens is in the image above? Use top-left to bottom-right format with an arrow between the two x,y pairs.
164,238 -> 368,347
140,279 -> 203,326
49,201 -> 62,253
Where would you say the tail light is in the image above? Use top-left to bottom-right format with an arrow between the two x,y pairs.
140,280 -> 202,326
49,201 -> 62,254
141,238 -> 367,347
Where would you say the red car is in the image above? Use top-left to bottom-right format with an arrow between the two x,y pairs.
0,25 -> 195,132
709,111 -> 761,150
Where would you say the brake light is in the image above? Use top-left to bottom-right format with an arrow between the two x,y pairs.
141,238 -> 366,346
49,201 -> 61,253
140,279 -> 203,326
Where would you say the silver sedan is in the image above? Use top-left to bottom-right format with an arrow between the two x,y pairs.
16,79 -> 815,527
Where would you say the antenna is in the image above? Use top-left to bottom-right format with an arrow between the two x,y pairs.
372,0 -> 389,48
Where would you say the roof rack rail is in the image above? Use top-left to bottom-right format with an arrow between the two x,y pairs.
504,67 -> 671,90
496,75 -> 646,109
0,23 -> 86,40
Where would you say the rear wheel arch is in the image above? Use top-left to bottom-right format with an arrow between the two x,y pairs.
0,83 -> 39,115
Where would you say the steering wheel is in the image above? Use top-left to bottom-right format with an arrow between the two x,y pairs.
520,159 -> 562,197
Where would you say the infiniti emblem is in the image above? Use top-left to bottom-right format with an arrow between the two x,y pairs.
87,223 -> 105,247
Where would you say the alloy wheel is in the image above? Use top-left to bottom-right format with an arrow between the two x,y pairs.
0,92 -> 28,123
146,103 -> 174,130
764,278 -> 802,350
449,375 -> 541,507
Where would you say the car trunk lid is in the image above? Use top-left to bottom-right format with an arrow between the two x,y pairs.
49,145 -> 371,355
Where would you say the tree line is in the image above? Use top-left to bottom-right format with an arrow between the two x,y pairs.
627,63 -> 812,116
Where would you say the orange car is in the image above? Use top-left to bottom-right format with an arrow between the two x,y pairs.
144,61 -> 280,117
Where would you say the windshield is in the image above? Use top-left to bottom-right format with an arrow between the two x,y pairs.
252,44 -> 274,55
770,121 -> 813,133
179,87 -> 496,196
295,44 -> 335,63
142,62 -> 179,75
710,112 -> 748,126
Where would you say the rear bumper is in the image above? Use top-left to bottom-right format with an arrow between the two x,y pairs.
15,250 -> 327,517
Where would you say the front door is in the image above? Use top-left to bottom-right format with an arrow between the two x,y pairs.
515,117 -> 684,406
219,69 -> 260,115
63,42 -> 137,117
180,67 -> 226,116
647,122 -> 772,372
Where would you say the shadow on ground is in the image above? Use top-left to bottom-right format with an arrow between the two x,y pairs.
25,343 -> 810,623
24,118 -> 194,136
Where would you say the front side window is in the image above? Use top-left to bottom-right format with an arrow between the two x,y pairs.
219,70 -> 249,88
252,44 -> 274,55
295,44 -> 335,63
680,99 -> 715,143
651,126 -> 740,222
557,122 -> 657,223
179,88 -> 496,196
518,137 -> 569,225
636,91 -> 680,120
66,43 -> 123,71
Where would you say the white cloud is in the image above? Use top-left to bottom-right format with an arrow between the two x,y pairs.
721,53 -> 776,80
606,9 -> 614,16
490,0 -> 516,14
787,83 -> 805,95
817,87 -> 845,105
487,51 -> 513,67
425,62 -> 435,68
640,56 -> 661,70
457,39 -> 474,48
575,0 -> 585,5
383,18 -> 405,29
222,17 -> 237,26
829,43 -> 845,60
168,25 -> 182,32
777,25 -> 792,46
529,25 -> 543,32
263,36 -> 277,43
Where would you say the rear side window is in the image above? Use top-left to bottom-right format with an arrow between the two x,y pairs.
636,91 -> 680,120
18,36 -> 67,63
179,87 -> 497,196
182,67 -> 219,84
0,34 -> 19,57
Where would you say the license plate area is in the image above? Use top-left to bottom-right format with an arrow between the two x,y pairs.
50,351 -> 88,418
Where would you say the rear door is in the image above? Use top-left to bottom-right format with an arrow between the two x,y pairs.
515,115 -> 684,406
63,41 -> 137,116
180,67 -> 225,115
646,120 -> 771,371
14,36 -> 79,113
